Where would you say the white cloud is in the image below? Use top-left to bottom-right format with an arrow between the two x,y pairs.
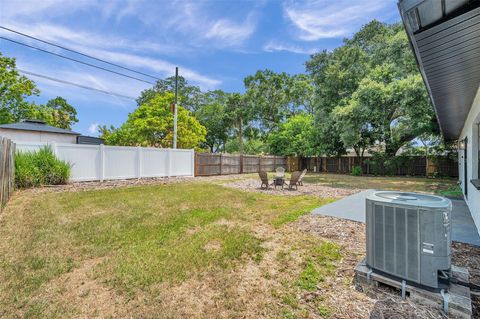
263,41 -> 318,55
1,21 -> 221,89
205,15 -> 256,47
130,1 -> 258,49
283,0 -> 391,41
1,0 -> 260,51
88,122 -> 99,134
0,0 -> 97,20
16,59 -> 146,108
0,22 -> 184,56
65,46 -> 221,89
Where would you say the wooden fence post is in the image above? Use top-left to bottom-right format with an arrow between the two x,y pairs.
194,152 -> 197,176
240,154 -> 243,174
219,153 -> 223,175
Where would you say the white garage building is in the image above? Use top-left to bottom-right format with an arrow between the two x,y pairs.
0,119 -> 80,143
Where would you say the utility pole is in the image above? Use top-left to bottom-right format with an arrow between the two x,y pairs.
173,67 -> 178,149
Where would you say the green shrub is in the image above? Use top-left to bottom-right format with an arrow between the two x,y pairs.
15,147 -> 71,188
351,165 -> 362,176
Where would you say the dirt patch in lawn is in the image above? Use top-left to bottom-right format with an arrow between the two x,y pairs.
224,178 -> 360,198
26,257 -> 132,318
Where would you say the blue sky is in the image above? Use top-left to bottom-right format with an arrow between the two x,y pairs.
0,0 -> 399,136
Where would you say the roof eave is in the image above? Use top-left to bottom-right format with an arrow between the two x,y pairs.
0,126 -> 80,135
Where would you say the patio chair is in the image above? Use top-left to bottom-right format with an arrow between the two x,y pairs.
275,167 -> 285,178
298,169 -> 307,186
258,171 -> 270,189
287,171 -> 302,190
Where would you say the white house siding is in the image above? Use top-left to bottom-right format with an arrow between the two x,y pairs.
458,85 -> 480,236
0,129 -> 77,143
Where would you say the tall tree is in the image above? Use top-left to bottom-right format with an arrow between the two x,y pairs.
306,45 -> 368,157
346,65 -> 436,156
225,93 -> 251,154
137,76 -> 204,112
0,52 -> 40,124
45,96 -> 78,129
0,53 -> 79,129
267,114 -> 315,156
244,70 -> 300,132
195,90 -> 230,152
306,20 -> 437,157
101,92 -> 206,149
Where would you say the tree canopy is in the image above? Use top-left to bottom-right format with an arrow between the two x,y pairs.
0,53 -> 40,124
0,52 -> 78,129
306,20 -> 438,158
267,114 -> 315,156
137,76 -> 204,113
2,19 -> 443,157
101,93 -> 206,149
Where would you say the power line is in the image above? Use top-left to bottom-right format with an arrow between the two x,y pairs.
0,25 -> 161,81
18,69 -> 137,100
0,36 -> 156,85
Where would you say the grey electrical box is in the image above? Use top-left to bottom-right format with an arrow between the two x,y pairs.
366,191 -> 452,289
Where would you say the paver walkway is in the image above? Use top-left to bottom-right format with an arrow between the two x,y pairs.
312,190 -> 480,246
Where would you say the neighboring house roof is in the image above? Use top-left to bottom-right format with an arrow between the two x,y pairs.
398,0 -> 480,140
76,135 -> 104,145
0,119 -> 80,135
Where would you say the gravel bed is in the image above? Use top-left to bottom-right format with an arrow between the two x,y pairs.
223,178 -> 360,198
21,176 -> 191,193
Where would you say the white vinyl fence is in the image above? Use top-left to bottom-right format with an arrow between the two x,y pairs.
16,142 -> 194,182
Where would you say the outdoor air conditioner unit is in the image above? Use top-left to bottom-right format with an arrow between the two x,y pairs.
366,191 -> 452,289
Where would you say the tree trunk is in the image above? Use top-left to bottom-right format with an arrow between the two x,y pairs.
238,117 -> 244,154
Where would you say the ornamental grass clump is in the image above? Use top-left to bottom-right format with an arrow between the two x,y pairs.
15,146 -> 71,188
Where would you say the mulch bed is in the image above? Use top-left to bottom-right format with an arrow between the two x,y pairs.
17,174 -> 253,194
452,241 -> 480,319
296,214 -> 480,318
17,176 -> 194,193
223,178 -> 360,198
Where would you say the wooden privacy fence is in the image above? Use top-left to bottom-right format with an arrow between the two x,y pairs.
0,137 -> 15,211
195,153 -> 287,176
301,156 -> 458,178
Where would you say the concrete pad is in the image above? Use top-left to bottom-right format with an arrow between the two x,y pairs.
450,199 -> 480,246
312,190 -> 480,246
311,189 -> 374,222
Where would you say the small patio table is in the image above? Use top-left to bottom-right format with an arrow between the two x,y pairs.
272,176 -> 285,189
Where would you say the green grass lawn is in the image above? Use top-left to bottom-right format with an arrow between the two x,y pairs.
301,173 -> 461,196
0,182 -> 333,318
0,174 -> 459,318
